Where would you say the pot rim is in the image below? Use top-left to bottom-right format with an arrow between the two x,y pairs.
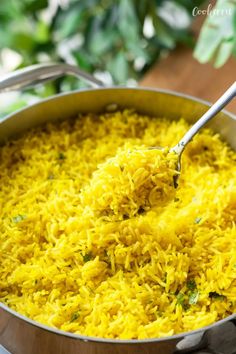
1,85 -> 235,344
1,303 -> 235,344
1,85 -> 235,124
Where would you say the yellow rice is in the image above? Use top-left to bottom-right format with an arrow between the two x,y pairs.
81,146 -> 178,220
0,110 -> 236,339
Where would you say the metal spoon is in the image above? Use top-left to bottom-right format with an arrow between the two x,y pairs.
157,82 -> 236,187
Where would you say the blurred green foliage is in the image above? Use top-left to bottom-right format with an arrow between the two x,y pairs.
194,0 -> 236,67
0,0 -> 235,98
0,0 -> 205,87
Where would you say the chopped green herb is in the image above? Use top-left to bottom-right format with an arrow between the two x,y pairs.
183,303 -> 190,311
58,152 -> 66,160
12,214 -> 26,223
189,290 -> 199,305
187,279 -> 197,291
176,292 -> 191,310
70,312 -> 79,322
156,311 -> 163,318
137,207 -> 145,215
174,197 -> 180,202
176,292 -> 185,306
120,165 -> 124,171
162,272 -> 167,283
83,253 -> 92,262
195,217 -> 202,224
209,292 -> 226,301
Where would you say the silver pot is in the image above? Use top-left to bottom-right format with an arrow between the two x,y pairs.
0,64 -> 235,354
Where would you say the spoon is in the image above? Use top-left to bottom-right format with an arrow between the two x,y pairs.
82,83 -> 235,218
155,82 -> 236,187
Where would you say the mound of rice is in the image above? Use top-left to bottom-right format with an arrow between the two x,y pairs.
80,146 -> 178,220
0,110 -> 236,340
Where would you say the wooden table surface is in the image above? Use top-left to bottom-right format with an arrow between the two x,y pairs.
140,48 -> 236,114
140,5 -> 236,115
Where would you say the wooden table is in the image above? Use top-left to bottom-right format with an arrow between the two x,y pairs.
140,48 -> 236,114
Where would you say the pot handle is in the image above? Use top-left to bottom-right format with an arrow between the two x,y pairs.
175,319 -> 236,353
0,63 -> 104,93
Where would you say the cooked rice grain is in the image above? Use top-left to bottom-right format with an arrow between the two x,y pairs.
0,110 -> 236,339
80,146 -> 178,220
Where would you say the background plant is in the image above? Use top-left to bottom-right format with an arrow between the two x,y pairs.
194,0 -> 236,67
0,0 -> 235,113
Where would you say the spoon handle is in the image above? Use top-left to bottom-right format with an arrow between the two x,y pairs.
172,81 -> 236,155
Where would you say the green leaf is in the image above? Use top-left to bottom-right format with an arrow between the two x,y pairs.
118,0 -> 140,44
38,83 -> 56,98
70,312 -> 79,322
23,0 -> 48,13
12,214 -> 27,223
195,217 -> 202,224
187,279 -> 197,291
35,21 -> 49,43
133,0 -> 150,26
189,290 -> 199,305
88,30 -> 117,56
58,152 -> 66,160
11,33 -> 35,52
55,8 -> 84,38
83,253 -> 92,262
214,39 -> 234,68
0,1 -> 22,23
194,0 -> 236,67
126,42 -> 150,61
153,17 -> 176,49
73,51 -> 93,71
176,292 -> 185,306
173,29 -> 195,48
194,27 -> 222,64
107,52 -> 129,84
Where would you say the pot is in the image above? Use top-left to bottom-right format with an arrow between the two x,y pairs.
0,63 -> 235,354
